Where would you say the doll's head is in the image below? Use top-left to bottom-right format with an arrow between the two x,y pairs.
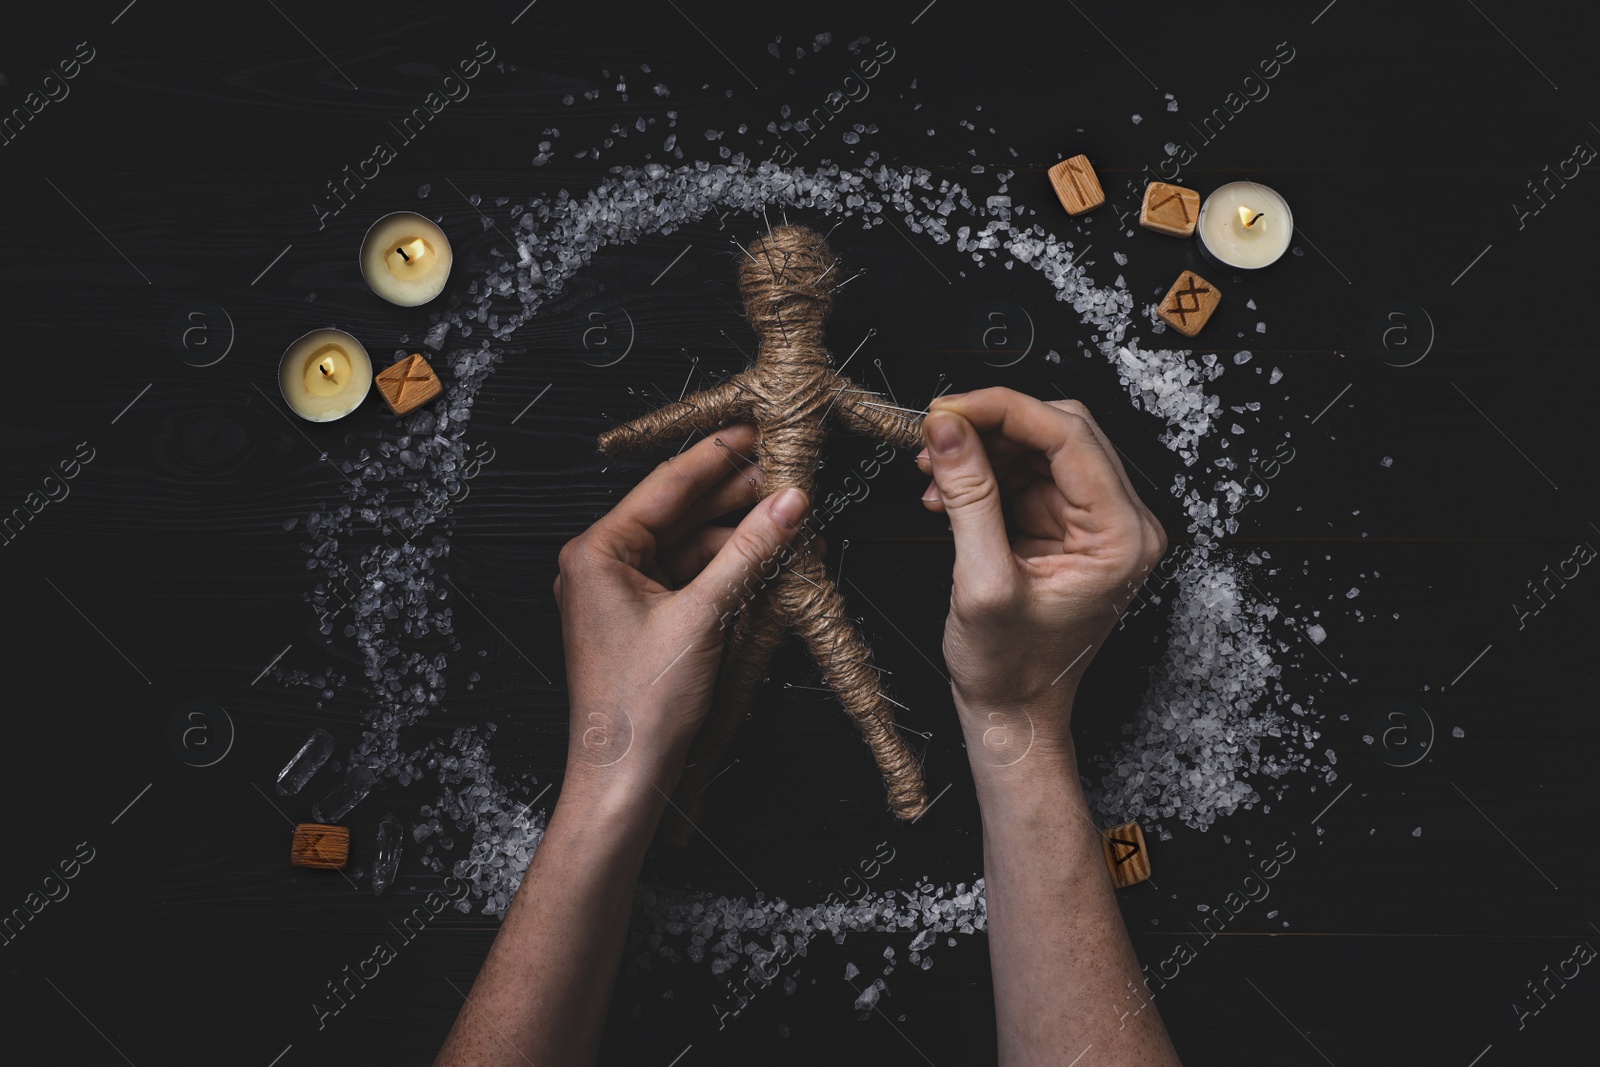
739,224 -> 836,353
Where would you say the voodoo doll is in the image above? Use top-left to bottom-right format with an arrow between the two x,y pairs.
598,223 -> 930,842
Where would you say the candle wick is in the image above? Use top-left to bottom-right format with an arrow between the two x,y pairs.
396,247 -> 410,262
1247,212 -> 1264,228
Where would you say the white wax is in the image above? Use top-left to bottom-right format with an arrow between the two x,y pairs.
279,328 -> 373,422
361,212 -> 453,306
1197,182 -> 1293,269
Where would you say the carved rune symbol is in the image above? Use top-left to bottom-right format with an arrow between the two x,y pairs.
1064,160 -> 1092,203
1149,189 -> 1192,222
374,352 -> 445,415
390,371 -> 432,405
1170,278 -> 1212,325
1107,835 -> 1142,865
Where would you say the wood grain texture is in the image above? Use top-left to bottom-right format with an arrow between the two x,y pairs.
1140,181 -> 1201,237
291,823 -> 351,869
374,352 -> 443,416
1156,269 -> 1221,337
1047,154 -> 1107,216
1101,820 -> 1151,888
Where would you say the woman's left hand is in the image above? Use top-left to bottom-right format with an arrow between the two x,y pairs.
551,424 -> 809,796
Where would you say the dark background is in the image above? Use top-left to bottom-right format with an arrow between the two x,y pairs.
2,1 -> 1596,1064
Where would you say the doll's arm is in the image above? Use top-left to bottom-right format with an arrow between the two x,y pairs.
829,376 -> 925,452
598,377 -> 754,454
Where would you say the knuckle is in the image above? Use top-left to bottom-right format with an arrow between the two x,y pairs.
556,536 -> 598,575
656,454 -> 695,486
556,538 -> 582,570
937,467 -> 999,510
967,385 -> 1017,413
1052,397 -> 1092,421
1148,517 -> 1170,561
722,531 -> 773,582
958,578 -> 1016,619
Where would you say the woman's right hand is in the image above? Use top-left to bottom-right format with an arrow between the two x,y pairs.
916,388 -> 1167,759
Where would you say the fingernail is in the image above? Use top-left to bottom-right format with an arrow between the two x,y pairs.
926,412 -> 964,456
921,479 -> 941,502
770,486 -> 807,526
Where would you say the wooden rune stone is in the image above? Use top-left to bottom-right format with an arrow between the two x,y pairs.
375,353 -> 442,416
1101,820 -> 1151,888
1048,154 -> 1106,216
291,823 -> 350,869
1157,270 -> 1221,338
1139,181 -> 1201,237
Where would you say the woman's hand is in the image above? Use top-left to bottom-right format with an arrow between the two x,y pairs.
552,424 -> 808,796
916,388 -> 1166,757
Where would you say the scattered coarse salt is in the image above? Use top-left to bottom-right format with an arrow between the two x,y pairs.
275,67 -> 1331,939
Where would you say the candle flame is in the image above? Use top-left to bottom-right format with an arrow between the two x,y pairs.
1238,206 -> 1265,229
386,237 -> 432,277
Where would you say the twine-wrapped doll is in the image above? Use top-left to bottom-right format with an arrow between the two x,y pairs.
598,223 -> 930,843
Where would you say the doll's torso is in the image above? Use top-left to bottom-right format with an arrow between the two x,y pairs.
745,356 -> 834,499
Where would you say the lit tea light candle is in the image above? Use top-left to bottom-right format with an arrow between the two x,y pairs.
279,328 -> 373,421
1197,182 -> 1293,270
360,211 -> 453,306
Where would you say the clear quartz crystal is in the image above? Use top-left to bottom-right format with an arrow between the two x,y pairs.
312,765 -> 376,823
372,813 -> 403,896
275,727 -> 335,796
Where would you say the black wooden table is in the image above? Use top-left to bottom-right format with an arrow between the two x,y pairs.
3,2 -> 1595,1064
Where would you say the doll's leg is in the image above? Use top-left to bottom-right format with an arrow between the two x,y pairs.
661,599 -> 787,845
781,552 -> 929,820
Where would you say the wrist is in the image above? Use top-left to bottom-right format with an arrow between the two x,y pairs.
956,725 -> 1097,832
561,738 -> 688,819
564,695 -> 696,789
953,689 -> 1077,756
954,691 -> 1085,808
556,761 -> 674,832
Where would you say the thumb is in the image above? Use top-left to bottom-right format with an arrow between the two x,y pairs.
683,486 -> 810,627
924,410 -> 1014,599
